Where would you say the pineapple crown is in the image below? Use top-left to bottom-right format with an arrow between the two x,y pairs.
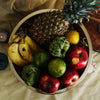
63,0 -> 100,24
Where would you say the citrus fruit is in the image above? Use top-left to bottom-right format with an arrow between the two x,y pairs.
66,30 -> 80,44
34,51 -> 50,69
48,58 -> 66,78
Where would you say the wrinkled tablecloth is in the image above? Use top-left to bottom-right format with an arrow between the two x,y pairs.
0,0 -> 100,100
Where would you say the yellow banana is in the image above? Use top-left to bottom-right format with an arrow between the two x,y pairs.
8,34 -> 41,67
25,35 -> 40,54
8,43 -> 28,66
18,39 -> 34,63
9,35 -> 21,44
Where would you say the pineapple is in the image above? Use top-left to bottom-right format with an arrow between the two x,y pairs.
29,0 -> 100,45
29,10 -> 69,45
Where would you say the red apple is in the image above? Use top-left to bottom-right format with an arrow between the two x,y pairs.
60,68 -> 79,87
39,74 -> 60,93
67,46 -> 88,69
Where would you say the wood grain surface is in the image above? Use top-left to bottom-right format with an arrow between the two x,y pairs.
83,10 -> 100,52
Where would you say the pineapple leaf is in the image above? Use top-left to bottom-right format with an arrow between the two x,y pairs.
63,0 -> 100,24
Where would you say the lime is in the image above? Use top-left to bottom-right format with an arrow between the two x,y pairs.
34,51 -> 50,69
48,58 -> 66,78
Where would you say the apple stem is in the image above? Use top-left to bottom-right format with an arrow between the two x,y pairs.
72,78 -> 76,83
45,82 -> 51,88
79,53 -> 83,58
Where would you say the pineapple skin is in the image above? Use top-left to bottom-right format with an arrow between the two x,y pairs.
29,10 -> 69,45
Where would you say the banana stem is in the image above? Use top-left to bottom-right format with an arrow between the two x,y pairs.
88,16 -> 100,23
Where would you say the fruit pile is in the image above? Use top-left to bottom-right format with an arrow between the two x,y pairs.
8,28 -> 89,93
7,0 -> 100,94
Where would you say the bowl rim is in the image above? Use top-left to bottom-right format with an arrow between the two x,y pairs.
8,9 -> 93,94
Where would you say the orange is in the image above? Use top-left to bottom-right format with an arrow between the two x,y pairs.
66,30 -> 80,44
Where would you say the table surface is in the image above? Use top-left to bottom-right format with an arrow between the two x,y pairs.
83,10 -> 100,52
0,0 -> 100,100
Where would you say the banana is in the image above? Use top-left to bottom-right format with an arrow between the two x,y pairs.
9,35 -> 18,42
18,39 -> 34,63
9,35 -> 21,44
8,43 -> 28,66
8,34 -> 41,67
25,35 -> 40,54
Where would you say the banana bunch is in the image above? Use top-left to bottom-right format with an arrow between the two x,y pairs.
8,34 -> 40,67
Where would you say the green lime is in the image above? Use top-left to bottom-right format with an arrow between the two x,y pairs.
34,51 -> 50,69
48,58 -> 66,78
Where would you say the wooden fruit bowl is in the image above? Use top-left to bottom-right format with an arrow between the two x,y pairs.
8,9 -> 93,94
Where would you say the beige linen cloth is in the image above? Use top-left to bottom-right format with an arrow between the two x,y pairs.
0,0 -> 100,100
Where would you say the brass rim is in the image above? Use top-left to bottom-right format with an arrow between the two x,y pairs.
9,9 -> 93,94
